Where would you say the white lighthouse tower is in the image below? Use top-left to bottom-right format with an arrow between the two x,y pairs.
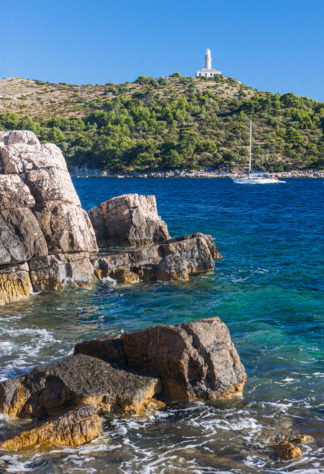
205,48 -> 212,70
195,48 -> 221,78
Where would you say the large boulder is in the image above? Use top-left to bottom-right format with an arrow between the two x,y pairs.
0,131 -> 98,304
88,193 -> 171,248
96,233 -> 221,282
0,354 -> 162,419
75,316 -> 246,401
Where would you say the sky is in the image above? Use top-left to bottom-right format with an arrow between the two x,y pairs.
1,0 -> 324,101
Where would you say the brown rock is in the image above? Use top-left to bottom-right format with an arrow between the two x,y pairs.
0,404 -> 100,450
0,354 -> 162,418
111,269 -> 140,284
0,264 -> 31,306
75,316 -> 246,401
88,193 -> 170,248
273,440 -> 302,460
288,434 -> 315,445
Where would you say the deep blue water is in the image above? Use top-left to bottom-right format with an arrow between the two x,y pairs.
0,178 -> 323,473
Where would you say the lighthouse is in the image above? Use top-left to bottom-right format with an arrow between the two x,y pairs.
195,48 -> 221,78
205,48 -> 212,70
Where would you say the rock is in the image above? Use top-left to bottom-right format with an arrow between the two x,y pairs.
0,175 -> 48,265
0,354 -> 162,418
74,316 -> 246,401
0,174 -> 35,209
0,131 -> 98,304
25,167 -> 81,205
0,404 -> 100,450
288,434 -> 315,445
88,193 -> 170,248
97,233 -> 220,282
29,253 -> 96,291
0,263 -> 31,306
273,440 -> 302,460
33,202 -> 97,254
111,269 -> 140,284
0,131 -> 221,304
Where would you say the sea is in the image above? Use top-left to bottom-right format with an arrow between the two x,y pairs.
0,178 -> 323,473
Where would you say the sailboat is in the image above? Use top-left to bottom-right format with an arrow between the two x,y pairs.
232,120 -> 285,184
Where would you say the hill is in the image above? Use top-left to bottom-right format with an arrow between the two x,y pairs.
0,75 -> 323,172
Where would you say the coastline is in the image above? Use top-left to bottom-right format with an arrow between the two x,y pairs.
70,167 -> 324,179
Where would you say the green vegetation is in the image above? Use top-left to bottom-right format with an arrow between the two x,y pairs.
0,75 -> 323,171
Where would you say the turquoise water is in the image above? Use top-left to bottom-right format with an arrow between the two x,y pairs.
0,178 -> 323,473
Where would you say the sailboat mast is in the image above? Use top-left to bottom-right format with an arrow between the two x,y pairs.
249,119 -> 252,176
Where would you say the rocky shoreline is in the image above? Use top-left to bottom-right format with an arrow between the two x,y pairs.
70,166 -> 324,179
0,131 -> 221,306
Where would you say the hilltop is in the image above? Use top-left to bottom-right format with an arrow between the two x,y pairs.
0,75 -> 323,172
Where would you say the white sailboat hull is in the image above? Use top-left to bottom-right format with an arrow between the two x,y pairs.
233,177 -> 285,184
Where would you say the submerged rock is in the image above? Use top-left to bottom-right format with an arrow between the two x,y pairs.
288,434 -> 315,445
88,193 -> 171,248
273,440 -> 302,460
0,404 -> 100,450
75,316 -> 246,401
97,233 -> 221,283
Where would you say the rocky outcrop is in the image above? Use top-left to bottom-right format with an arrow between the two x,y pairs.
97,233 -> 221,283
0,131 -> 221,304
88,193 -> 170,248
75,316 -> 246,401
0,317 -> 245,450
0,131 -> 98,304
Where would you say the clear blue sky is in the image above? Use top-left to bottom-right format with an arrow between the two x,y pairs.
2,0 -> 324,100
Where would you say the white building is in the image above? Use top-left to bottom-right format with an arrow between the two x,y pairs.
195,49 -> 221,78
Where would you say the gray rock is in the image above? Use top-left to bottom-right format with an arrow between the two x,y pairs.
97,233 -> 221,282
33,202 -> 97,254
29,252 -> 96,291
88,193 -> 170,248
0,131 -> 98,303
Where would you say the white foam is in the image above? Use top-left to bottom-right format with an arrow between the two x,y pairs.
100,276 -> 117,286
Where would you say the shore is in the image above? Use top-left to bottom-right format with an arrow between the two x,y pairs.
70,167 -> 324,179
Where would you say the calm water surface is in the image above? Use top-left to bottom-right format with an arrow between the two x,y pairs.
0,178 -> 323,473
